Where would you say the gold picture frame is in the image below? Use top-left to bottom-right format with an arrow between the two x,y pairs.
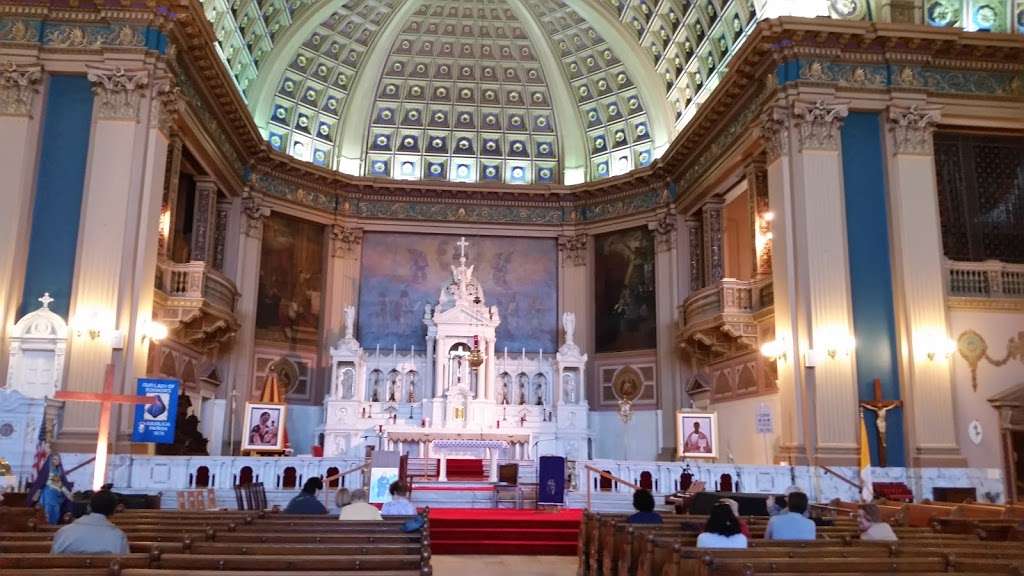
241,402 -> 287,451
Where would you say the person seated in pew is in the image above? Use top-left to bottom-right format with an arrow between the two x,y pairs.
857,503 -> 897,541
284,477 -> 329,515
50,489 -> 129,555
627,489 -> 663,524
339,488 -> 383,521
381,481 -> 417,516
764,491 -> 816,540
718,498 -> 750,537
335,487 -> 352,509
697,501 -> 748,549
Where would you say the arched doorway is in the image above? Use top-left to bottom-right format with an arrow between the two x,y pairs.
989,383 -> 1024,502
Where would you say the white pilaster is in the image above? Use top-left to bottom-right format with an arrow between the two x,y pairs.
885,102 -> 964,466
650,205 -> 680,453
0,62 -> 43,384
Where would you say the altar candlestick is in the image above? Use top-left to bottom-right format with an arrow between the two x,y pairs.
521,348 -> 526,360
539,349 -> 543,363
375,344 -> 380,357
393,344 -> 397,357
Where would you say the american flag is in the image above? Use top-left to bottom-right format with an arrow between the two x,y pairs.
32,413 -> 49,475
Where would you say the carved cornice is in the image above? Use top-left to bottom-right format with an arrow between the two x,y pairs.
330,225 -> 363,260
0,61 -> 41,117
86,65 -> 149,121
792,99 -> 849,152
649,206 -> 678,254
557,233 -> 588,267
151,76 -> 180,136
888,104 -> 941,156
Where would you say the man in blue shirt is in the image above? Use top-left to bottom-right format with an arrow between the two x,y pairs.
764,491 -> 816,540
51,490 -> 129,555
627,489 -> 662,524
284,477 -> 329,514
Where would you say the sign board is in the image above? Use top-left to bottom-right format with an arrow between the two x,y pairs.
131,378 -> 179,444
755,402 -> 774,434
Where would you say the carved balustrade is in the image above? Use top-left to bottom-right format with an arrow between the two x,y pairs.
945,259 -> 1024,300
154,259 -> 240,349
677,277 -> 773,362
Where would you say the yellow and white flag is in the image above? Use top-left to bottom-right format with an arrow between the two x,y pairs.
859,411 -> 874,502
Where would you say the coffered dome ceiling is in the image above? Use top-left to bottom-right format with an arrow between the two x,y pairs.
199,0 -> 1024,185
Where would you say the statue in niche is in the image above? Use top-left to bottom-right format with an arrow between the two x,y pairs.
517,374 -> 528,405
388,372 -> 399,402
407,372 -> 417,403
371,371 -> 382,402
341,369 -> 354,399
563,373 -> 576,404
535,383 -> 544,405
500,375 -> 510,405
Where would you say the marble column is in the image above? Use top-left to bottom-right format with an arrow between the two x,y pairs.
223,189 -> 269,452
61,64 -> 171,452
557,232 -> 589,395
701,198 -> 724,286
765,97 -> 860,465
322,224 -> 362,398
650,204 -> 680,455
485,337 -> 496,401
0,62 -> 43,383
885,102 -> 964,466
190,177 -> 219,263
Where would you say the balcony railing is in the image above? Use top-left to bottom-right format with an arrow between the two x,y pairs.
945,259 -> 1024,300
155,260 -> 240,348
157,260 -> 238,313
677,277 -> 773,362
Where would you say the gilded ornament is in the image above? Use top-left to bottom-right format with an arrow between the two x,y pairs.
957,329 -> 1024,391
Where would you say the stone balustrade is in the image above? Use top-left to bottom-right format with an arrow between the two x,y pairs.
676,277 -> 773,362
154,259 -> 241,348
945,259 -> 1024,300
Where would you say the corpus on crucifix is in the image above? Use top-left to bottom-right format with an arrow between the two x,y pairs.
860,378 -> 902,467
54,364 -> 157,490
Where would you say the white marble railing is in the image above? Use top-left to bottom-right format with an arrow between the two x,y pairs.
945,259 -> 1024,299
680,277 -> 773,328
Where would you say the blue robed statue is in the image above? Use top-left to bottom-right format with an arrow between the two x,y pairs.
28,453 -> 74,524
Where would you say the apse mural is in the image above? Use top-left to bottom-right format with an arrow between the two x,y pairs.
358,233 -> 557,352
594,226 -> 656,352
255,213 -> 324,346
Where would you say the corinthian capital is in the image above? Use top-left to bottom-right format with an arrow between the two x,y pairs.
151,76 -> 181,135
557,233 -> 588,267
888,104 -> 941,156
759,106 -> 790,162
793,99 -> 848,152
330,224 -> 363,259
240,188 -> 270,238
0,62 -> 42,117
648,207 -> 678,254
86,65 -> 149,121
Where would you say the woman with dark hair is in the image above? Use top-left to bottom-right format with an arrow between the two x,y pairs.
28,453 -> 74,524
627,489 -> 662,524
697,502 -> 748,548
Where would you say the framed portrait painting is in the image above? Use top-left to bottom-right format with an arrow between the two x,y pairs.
241,402 -> 287,451
676,410 -> 718,459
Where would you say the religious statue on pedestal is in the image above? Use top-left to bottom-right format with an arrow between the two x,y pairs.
28,453 -> 74,524
563,373 -> 576,404
343,305 -> 356,340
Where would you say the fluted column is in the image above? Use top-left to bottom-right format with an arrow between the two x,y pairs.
223,189 -> 268,452
701,199 -> 724,286
321,223 -> 363,398
61,65 -> 171,452
650,205 -> 680,454
0,62 -> 43,383
885,102 -> 964,466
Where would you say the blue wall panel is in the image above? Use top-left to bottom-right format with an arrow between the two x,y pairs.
840,112 -> 904,467
19,75 -> 94,320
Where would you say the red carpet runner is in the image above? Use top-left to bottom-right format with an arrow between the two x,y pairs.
428,508 -> 582,555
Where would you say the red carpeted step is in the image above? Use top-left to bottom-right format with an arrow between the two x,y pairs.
444,458 -> 485,480
428,508 -> 582,556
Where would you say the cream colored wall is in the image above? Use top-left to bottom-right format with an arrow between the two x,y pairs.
723,190 -> 753,281
949,309 -> 1024,469
713,394 -> 781,465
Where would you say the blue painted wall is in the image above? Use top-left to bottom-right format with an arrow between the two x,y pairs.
19,75 -> 94,320
840,112 -> 904,467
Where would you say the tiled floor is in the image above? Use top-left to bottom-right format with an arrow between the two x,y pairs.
432,555 -> 577,575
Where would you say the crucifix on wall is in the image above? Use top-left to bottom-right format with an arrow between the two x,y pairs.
54,364 -> 157,490
860,378 -> 902,467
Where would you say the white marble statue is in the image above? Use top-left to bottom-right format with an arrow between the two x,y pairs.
343,305 -> 356,340
341,369 -> 354,399
562,312 -> 576,346
563,373 -> 576,404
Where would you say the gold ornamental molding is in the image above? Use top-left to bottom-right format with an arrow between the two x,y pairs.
957,329 -> 1024,391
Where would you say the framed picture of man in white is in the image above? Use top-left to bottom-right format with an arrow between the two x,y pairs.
241,403 -> 287,451
677,411 -> 718,459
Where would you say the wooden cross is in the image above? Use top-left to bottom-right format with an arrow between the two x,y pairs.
859,378 -> 902,467
55,364 -> 157,490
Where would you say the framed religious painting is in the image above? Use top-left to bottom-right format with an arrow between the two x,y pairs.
241,402 -> 287,451
676,410 -> 718,459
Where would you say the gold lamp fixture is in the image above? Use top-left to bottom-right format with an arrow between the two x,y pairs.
468,335 -> 484,369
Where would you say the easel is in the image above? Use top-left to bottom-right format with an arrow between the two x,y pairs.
54,364 -> 158,490
241,372 -> 288,457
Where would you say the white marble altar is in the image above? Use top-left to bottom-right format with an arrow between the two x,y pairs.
5,293 -> 68,400
322,238 -> 590,461
0,389 -> 48,488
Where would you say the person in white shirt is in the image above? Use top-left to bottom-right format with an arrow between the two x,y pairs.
697,502 -> 748,549
857,503 -> 897,541
339,488 -> 383,521
380,481 -> 417,516
50,490 -> 129,555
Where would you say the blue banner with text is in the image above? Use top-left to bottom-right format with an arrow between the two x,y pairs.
131,378 -> 179,444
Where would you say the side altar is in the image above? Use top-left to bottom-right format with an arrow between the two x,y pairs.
321,238 -> 589,462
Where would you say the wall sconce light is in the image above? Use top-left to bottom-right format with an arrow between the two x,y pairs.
142,320 -> 169,343
923,335 -> 956,361
819,330 -> 856,360
762,211 -> 775,222
73,311 -> 107,341
760,339 -> 787,362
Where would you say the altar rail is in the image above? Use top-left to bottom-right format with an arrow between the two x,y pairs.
945,259 -> 1024,300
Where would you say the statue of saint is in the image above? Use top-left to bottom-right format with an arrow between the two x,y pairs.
535,382 -> 544,406
517,374 -> 528,405
341,369 -> 354,399
407,372 -> 417,403
562,312 -> 576,346
388,373 -> 399,402
563,373 -> 576,404
343,305 -> 356,340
